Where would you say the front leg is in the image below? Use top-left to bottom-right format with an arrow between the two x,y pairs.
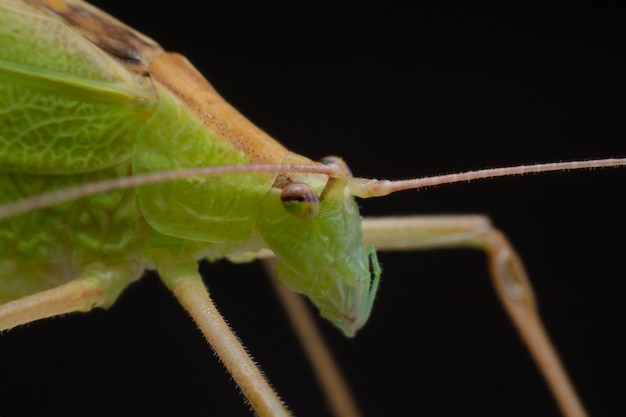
362,215 -> 586,417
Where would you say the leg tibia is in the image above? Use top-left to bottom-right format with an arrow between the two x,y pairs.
362,215 -> 586,417
153,253 -> 292,417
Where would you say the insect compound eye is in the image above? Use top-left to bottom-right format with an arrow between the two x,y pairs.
280,183 -> 320,220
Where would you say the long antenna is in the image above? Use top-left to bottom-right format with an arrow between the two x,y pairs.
3,158 -> 625,221
349,158 -> 626,198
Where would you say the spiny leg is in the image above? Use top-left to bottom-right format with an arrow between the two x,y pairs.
263,257 -> 362,417
153,252 -> 291,417
361,215 -> 586,417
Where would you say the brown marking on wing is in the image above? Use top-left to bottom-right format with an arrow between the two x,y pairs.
29,0 -> 314,173
27,0 -> 163,73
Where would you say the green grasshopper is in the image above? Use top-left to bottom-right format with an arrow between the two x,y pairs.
1,0 -> 624,416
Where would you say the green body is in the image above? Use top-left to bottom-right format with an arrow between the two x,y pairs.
0,0 -> 379,336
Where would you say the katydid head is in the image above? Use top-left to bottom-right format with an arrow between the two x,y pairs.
256,157 -> 381,337
254,156 -> 626,337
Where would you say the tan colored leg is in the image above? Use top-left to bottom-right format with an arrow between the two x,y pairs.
0,279 -> 107,331
263,258 -> 362,417
154,253 -> 292,417
0,262 -> 140,331
362,215 -> 587,417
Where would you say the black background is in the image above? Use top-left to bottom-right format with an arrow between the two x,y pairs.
1,1 -> 625,416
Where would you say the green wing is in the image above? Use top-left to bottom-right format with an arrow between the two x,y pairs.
0,0 -> 158,174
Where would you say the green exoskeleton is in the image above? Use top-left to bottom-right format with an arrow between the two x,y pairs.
1,1 -> 624,416
0,0 -> 378,336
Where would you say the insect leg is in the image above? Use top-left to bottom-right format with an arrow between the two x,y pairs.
0,263 -> 140,331
153,252 -> 292,417
361,215 -> 586,417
